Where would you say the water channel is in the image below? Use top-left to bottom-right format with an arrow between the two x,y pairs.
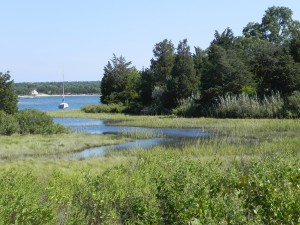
54,118 -> 210,158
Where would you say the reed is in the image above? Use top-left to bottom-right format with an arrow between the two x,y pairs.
214,92 -> 284,118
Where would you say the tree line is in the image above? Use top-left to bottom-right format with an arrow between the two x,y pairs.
97,6 -> 300,118
14,81 -> 100,96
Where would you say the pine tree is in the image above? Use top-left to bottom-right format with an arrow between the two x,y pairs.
0,71 -> 18,114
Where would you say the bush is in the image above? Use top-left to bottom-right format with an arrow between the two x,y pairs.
124,101 -> 144,114
81,103 -> 126,113
16,109 -> 67,134
0,110 -> 19,135
171,94 -> 201,117
286,91 -> 300,118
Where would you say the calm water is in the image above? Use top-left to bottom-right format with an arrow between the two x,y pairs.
18,96 -> 209,157
53,118 -> 207,138
18,95 -> 100,112
53,117 -> 210,157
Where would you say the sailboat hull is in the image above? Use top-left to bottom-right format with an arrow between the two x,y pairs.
58,102 -> 69,109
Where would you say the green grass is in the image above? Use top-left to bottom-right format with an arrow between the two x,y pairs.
0,112 -> 299,224
0,133 -> 132,160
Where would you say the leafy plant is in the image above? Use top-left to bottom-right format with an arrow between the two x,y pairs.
17,109 -> 67,134
0,110 -> 19,135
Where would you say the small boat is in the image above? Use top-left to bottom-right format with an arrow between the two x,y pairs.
58,72 -> 69,109
58,99 -> 69,109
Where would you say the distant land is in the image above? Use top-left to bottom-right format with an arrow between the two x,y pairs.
14,81 -> 100,96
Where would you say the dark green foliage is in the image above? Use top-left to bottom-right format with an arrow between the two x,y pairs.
165,39 -> 199,108
201,44 -> 254,104
193,47 -> 206,84
0,71 -> 18,114
81,103 -> 126,113
243,40 -> 300,96
150,39 -> 175,88
88,6 -> 300,118
290,32 -> 300,62
286,91 -> 300,117
14,81 -> 100,96
140,69 -> 155,105
101,54 -> 140,104
17,109 -> 68,134
0,111 -> 19,135
211,27 -> 236,49
0,109 -> 67,136
141,39 -> 175,108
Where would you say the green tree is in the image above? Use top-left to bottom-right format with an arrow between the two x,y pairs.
201,44 -> 254,103
0,71 -> 18,114
140,39 -> 175,107
290,31 -> 300,63
100,54 -> 140,104
120,68 -> 141,104
240,37 -> 300,96
243,6 -> 300,45
150,39 -> 175,88
140,68 -> 155,105
165,39 -> 198,108
193,47 -> 207,89
211,27 -> 236,49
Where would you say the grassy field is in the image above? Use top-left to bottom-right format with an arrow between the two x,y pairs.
0,111 -> 299,224
0,133 -> 133,160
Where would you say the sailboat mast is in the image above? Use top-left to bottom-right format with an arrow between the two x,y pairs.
63,72 -> 65,97
62,70 -> 65,102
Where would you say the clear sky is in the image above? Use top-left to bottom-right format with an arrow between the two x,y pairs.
1,0 -> 299,83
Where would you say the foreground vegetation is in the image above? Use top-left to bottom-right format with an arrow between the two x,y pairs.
0,113 -> 299,224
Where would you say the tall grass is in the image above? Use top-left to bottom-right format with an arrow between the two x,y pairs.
214,92 -> 284,118
120,129 -> 165,139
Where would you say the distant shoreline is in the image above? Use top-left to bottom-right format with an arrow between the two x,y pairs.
18,94 -> 100,98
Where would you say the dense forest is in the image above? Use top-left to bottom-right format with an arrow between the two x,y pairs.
94,6 -> 300,118
14,81 -> 100,95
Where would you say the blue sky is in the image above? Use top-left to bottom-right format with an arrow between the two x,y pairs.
1,0 -> 299,83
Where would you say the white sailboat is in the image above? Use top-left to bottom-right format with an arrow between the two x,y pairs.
58,73 -> 69,109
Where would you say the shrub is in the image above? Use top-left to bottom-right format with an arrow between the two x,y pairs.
16,109 -> 67,134
0,110 -> 19,135
0,170 -> 54,224
171,94 -> 201,117
81,103 -> 126,113
286,91 -> 300,118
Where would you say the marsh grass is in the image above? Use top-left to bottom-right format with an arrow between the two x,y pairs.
119,129 -> 165,139
1,113 -> 300,224
0,133 -> 132,160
